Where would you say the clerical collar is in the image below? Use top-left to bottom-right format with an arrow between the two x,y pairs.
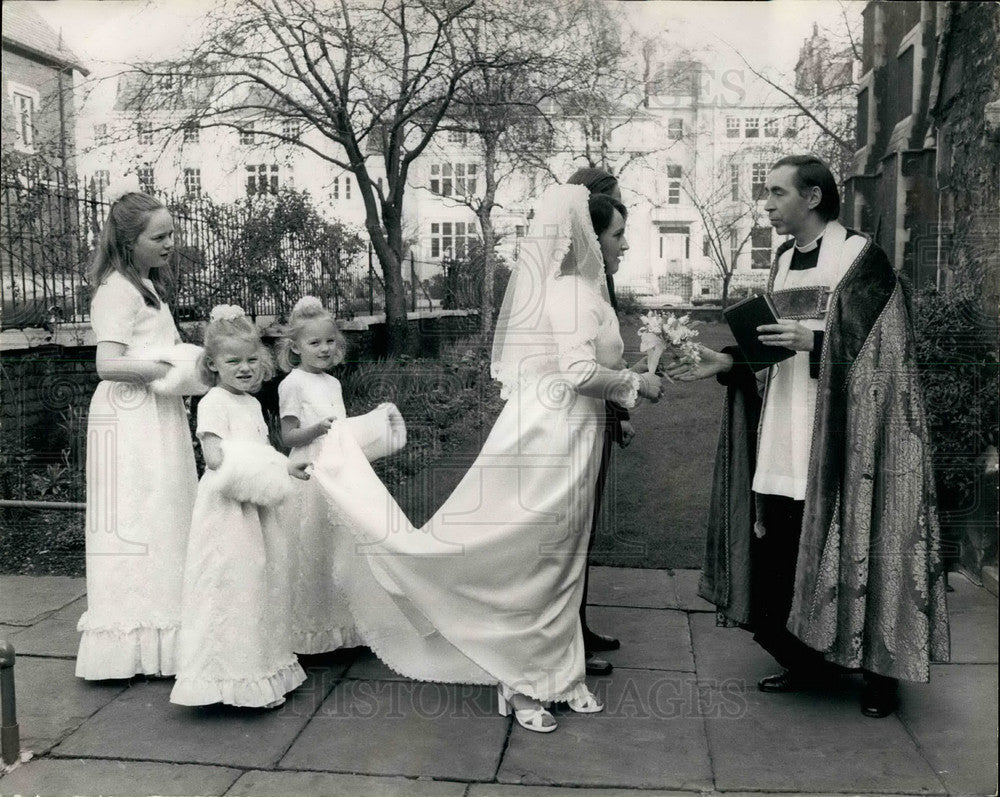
794,229 -> 825,253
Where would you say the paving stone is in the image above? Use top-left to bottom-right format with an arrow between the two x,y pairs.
702,684 -> 945,794
497,669 -> 712,790
897,663 -> 998,796
5,597 -> 86,657
587,567 -> 676,609
946,574 -> 998,664
586,606 -> 693,671
228,769 -> 467,796
280,681 -> 506,780
53,670 -> 337,768
14,657 -> 127,756
670,569 -> 715,612
468,786 -> 691,797
343,648 -> 415,682
0,576 -> 85,625
688,611 -> 776,686
0,758 -> 240,796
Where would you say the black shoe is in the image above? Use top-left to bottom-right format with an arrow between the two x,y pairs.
861,676 -> 898,718
757,669 -> 830,693
585,656 -> 613,676
583,628 -> 621,653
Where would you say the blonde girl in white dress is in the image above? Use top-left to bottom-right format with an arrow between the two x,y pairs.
170,307 -> 307,708
276,297 -> 362,654
76,191 -> 200,680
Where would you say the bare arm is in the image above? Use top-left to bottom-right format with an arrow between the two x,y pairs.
280,414 -> 335,449
95,341 -> 170,383
200,432 -> 224,471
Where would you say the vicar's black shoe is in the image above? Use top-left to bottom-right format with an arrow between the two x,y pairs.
757,669 -> 825,693
585,655 -> 613,676
861,677 -> 899,718
583,629 -> 621,653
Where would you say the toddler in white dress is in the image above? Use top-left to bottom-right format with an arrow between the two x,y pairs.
171,305 -> 307,708
276,296 -> 361,654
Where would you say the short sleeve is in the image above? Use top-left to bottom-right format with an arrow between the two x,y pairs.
278,372 -> 303,420
196,389 -> 230,439
90,274 -> 143,345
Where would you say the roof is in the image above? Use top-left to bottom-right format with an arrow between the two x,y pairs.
1,4 -> 89,75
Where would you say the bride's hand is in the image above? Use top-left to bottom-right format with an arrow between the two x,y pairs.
637,372 -> 662,403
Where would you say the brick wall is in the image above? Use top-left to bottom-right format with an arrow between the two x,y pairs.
0,47 -> 78,166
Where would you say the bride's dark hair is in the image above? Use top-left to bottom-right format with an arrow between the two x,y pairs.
589,194 -> 627,236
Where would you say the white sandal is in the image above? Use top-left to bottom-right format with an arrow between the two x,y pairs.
497,685 -> 557,733
566,688 -> 604,714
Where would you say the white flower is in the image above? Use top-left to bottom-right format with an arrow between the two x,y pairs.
105,172 -> 143,202
209,304 -> 246,323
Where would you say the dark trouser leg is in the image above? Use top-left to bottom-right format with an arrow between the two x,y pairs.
581,419 -> 615,634
751,493 -> 832,674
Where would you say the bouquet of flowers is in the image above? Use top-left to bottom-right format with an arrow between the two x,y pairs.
638,312 -> 701,374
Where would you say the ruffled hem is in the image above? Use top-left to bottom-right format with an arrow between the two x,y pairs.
292,626 -> 364,655
75,621 -> 179,680
169,658 -> 307,707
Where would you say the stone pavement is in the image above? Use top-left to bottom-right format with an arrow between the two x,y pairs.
0,568 -> 996,797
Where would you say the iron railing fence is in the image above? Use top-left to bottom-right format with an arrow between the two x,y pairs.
0,163 -> 440,328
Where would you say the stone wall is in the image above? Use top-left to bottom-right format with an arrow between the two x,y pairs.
1,311 -> 480,463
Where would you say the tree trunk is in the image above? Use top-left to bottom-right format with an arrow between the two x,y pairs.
477,138 -> 499,344
366,195 -> 411,356
721,272 -> 732,310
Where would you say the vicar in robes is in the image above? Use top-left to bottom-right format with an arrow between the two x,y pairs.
670,155 -> 949,718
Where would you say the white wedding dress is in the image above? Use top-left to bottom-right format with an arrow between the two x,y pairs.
312,186 -> 638,702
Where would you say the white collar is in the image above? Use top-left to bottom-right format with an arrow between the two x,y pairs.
794,225 -> 828,253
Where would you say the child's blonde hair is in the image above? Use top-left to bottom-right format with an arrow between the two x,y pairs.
276,296 -> 347,373
198,305 -> 275,392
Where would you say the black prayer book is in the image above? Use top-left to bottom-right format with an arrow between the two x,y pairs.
722,293 -> 796,369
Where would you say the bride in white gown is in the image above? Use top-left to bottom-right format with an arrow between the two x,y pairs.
312,185 -> 661,732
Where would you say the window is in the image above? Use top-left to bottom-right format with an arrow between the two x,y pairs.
764,117 -> 779,138
332,175 -> 352,200
246,164 -> 279,195
667,118 -> 683,140
137,164 -> 155,194
730,163 -> 740,201
136,121 -> 153,145
895,46 -> 914,125
93,123 -> 108,145
703,235 -> 711,257
751,225 -> 773,269
857,88 -> 869,148
94,170 -> 111,192
183,167 -> 201,197
9,84 -> 39,151
240,127 -> 256,145
744,117 -> 760,138
666,165 -> 682,205
726,117 -> 740,138
729,228 -> 739,264
431,162 -> 478,197
446,130 -> 468,145
751,162 -> 769,200
282,119 -> 301,139
784,118 -> 798,137
430,221 -> 477,260
182,122 -> 200,143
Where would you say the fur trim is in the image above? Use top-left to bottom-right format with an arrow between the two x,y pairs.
148,343 -> 211,396
343,403 -> 407,461
215,438 -> 294,505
